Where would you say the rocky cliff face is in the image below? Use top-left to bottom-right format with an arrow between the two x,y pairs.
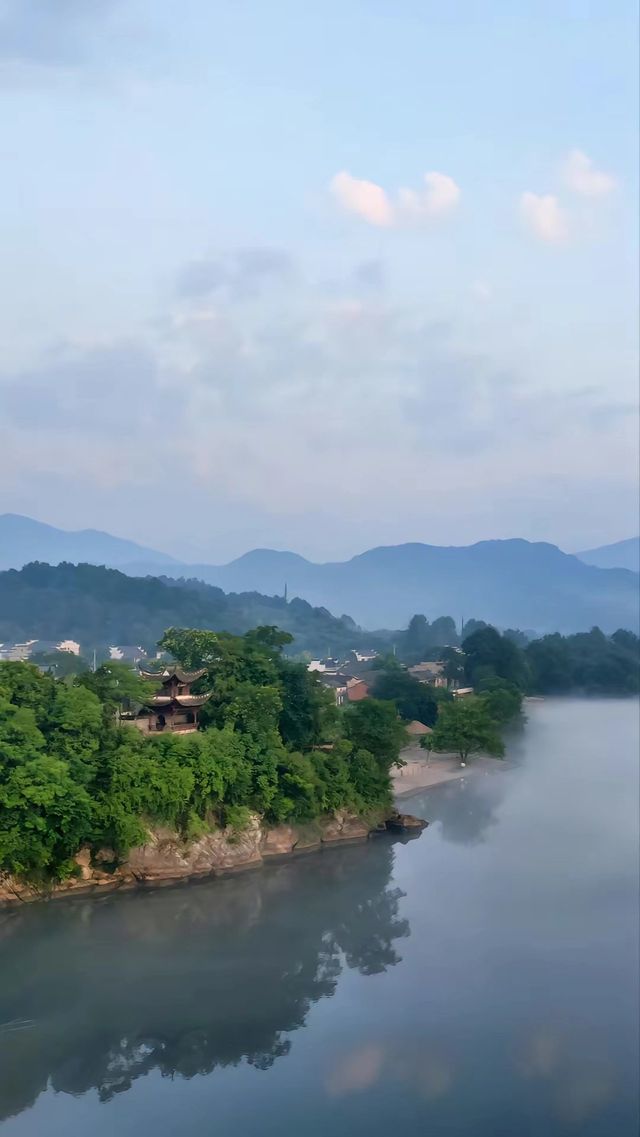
0,811 -> 425,906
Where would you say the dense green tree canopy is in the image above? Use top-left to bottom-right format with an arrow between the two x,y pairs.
462,625 -> 530,689
0,629 -> 399,886
525,627 -> 639,694
424,698 -> 505,764
369,663 -> 443,727
343,699 -> 407,768
0,563 -> 384,660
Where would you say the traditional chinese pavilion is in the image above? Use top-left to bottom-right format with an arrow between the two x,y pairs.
135,666 -> 212,735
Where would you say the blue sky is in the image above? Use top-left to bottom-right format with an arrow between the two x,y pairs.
0,0 -> 637,561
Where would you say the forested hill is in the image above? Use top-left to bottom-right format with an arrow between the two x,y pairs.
0,563 -> 371,657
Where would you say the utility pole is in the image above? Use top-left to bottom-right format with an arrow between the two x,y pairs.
92,649 -> 97,673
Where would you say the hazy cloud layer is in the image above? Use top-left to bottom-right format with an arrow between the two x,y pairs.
177,249 -> 294,301
0,0 -> 123,69
1,256 -> 636,558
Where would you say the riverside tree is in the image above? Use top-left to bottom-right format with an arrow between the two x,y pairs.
422,697 -> 505,766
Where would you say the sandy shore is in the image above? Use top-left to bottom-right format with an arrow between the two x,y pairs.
392,752 -> 503,799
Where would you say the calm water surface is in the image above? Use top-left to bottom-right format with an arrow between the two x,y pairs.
1,699 -> 638,1136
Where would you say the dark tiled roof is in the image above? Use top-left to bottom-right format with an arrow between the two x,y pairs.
139,666 -> 207,685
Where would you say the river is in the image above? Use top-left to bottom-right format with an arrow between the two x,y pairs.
0,698 -> 638,1136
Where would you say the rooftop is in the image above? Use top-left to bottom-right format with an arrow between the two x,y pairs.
405,720 -> 434,736
139,666 -> 207,685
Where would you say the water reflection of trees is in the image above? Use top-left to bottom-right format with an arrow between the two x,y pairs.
0,839 -> 409,1120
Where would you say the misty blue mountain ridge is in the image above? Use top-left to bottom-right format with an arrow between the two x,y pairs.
0,515 -> 637,635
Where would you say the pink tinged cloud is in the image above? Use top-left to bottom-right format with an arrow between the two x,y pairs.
330,170 -> 461,227
519,192 -> 568,243
562,149 -> 616,198
330,171 -> 395,227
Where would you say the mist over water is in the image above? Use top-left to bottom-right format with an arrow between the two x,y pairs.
0,699 -> 638,1136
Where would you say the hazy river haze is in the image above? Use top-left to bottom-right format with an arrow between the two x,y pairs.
0,699 -> 638,1136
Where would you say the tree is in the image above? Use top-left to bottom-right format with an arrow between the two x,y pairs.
277,660 -> 337,751
0,661 -> 55,722
30,651 -> 90,678
343,699 -> 406,768
76,662 -> 153,716
0,697 -> 92,880
462,625 -> 529,689
370,666 -> 440,726
502,629 -> 530,649
477,677 -> 523,724
403,615 -> 430,661
461,619 -> 487,638
0,754 -> 92,880
525,633 -> 573,693
428,616 -> 458,649
46,684 -> 103,784
423,698 -> 504,765
440,646 -> 465,685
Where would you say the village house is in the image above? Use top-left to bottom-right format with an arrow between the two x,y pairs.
316,671 -> 371,706
345,677 -> 370,701
315,671 -> 349,705
0,638 -> 81,662
408,661 -> 449,688
109,644 -> 148,663
350,649 -> 379,664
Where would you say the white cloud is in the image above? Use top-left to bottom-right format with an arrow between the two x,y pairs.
562,150 -> 616,198
397,172 -> 461,219
330,172 -> 394,227
520,192 -> 568,244
330,170 -> 460,228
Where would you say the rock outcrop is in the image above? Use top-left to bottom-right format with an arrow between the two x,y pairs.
0,809 -> 426,906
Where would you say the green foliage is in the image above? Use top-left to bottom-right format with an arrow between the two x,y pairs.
277,660 -> 338,750
77,661 -> 154,713
30,651 -> 90,678
370,665 -> 440,726
525,628 -> 640,694
222,804 -> 252,832
0,562 -> 385,659
399,614 -> 459,663
424,697 -> 505,764
343,699 -> 407,767
0,698 -> 93,880
476,677 -> 524,724
0,625 -> 399,884
462,625 -> 530,689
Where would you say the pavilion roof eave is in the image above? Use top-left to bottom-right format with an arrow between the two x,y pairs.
139,666 -> 208,685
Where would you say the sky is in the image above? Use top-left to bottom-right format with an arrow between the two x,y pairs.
0,0 -> 637,563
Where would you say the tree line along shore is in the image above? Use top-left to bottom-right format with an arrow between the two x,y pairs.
0,620 -> 638,893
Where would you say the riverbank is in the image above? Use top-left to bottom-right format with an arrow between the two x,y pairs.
0,808 -> 426,907
392,753 -> 506,798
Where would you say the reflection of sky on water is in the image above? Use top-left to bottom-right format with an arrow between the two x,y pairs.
0,698 -> 637,1136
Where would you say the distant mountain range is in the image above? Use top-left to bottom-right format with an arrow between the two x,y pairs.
577,537 -> 639,574
0,513 -> 177,571
0,514 -> 638,633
